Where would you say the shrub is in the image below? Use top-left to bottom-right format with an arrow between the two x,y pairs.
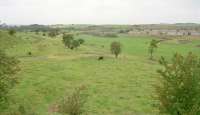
0,50 -> 20,105
3,104 -> 37,115
110,41 -> 121,58
78,39 -> 85,44
156,52 -> 200,115
27,52 -> 32,56
8,29 -> 16,36
58,86 -> 87,115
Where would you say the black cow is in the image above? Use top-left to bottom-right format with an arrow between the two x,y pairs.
98,56 -> 104,61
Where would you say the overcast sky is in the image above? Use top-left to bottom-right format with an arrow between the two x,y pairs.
0,0 -> 200,25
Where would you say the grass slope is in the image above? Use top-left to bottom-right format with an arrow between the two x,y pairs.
2,33 -> 200,115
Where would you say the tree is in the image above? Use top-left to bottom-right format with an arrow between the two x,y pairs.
0,50 -> 20,105
110,41 -> 121,58
148,39 -> 159,60
62,34 -> 74,49
156,52 -> 200,115
8,29 -> 16,36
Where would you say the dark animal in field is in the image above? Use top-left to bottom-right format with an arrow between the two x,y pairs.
98,56 -> 104,60
27,52 -> 32,56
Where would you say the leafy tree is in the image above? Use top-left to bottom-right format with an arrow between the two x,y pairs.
8,29 -> 16,36
0,50 -> 20,105
110,41 -> 121,58
156,52 -> 200,115
148,39 -> 159,60
62,34 -> 74,49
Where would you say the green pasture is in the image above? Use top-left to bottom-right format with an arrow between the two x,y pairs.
1,32 -> 200,115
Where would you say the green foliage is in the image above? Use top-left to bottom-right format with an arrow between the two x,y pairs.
156,52 -> 200,115
78,39 -> 85,44
48,30 -> 59,38
8,29 -> 16,36
62,34 -> 83,50
71,40 -> 80,49
58,86 -> 87,115
110,41 -> 121,58
0,50 -> 20,105
42,33 -> 46,36
148,39 -> 159,60
2,104 -> 37,115
62,34 -> 74,49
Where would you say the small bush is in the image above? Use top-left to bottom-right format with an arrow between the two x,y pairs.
58,86 -> 87,115
4,104 -> 37,115
27,52 -> 32,56
78,39 -> 85,44
148,39 -> 159,60
8,29 -> 16,36
0,50 -> 20,105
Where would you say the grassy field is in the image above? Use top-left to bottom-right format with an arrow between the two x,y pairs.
3,33 -> 200,115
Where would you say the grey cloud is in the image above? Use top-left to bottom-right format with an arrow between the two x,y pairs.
0,0 -> 199,25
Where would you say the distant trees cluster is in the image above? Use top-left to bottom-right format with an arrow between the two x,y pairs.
84,31 -> 118,38
62,34 -> 85,50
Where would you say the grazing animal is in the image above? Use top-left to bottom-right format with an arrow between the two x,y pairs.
98,56 -> 104,61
